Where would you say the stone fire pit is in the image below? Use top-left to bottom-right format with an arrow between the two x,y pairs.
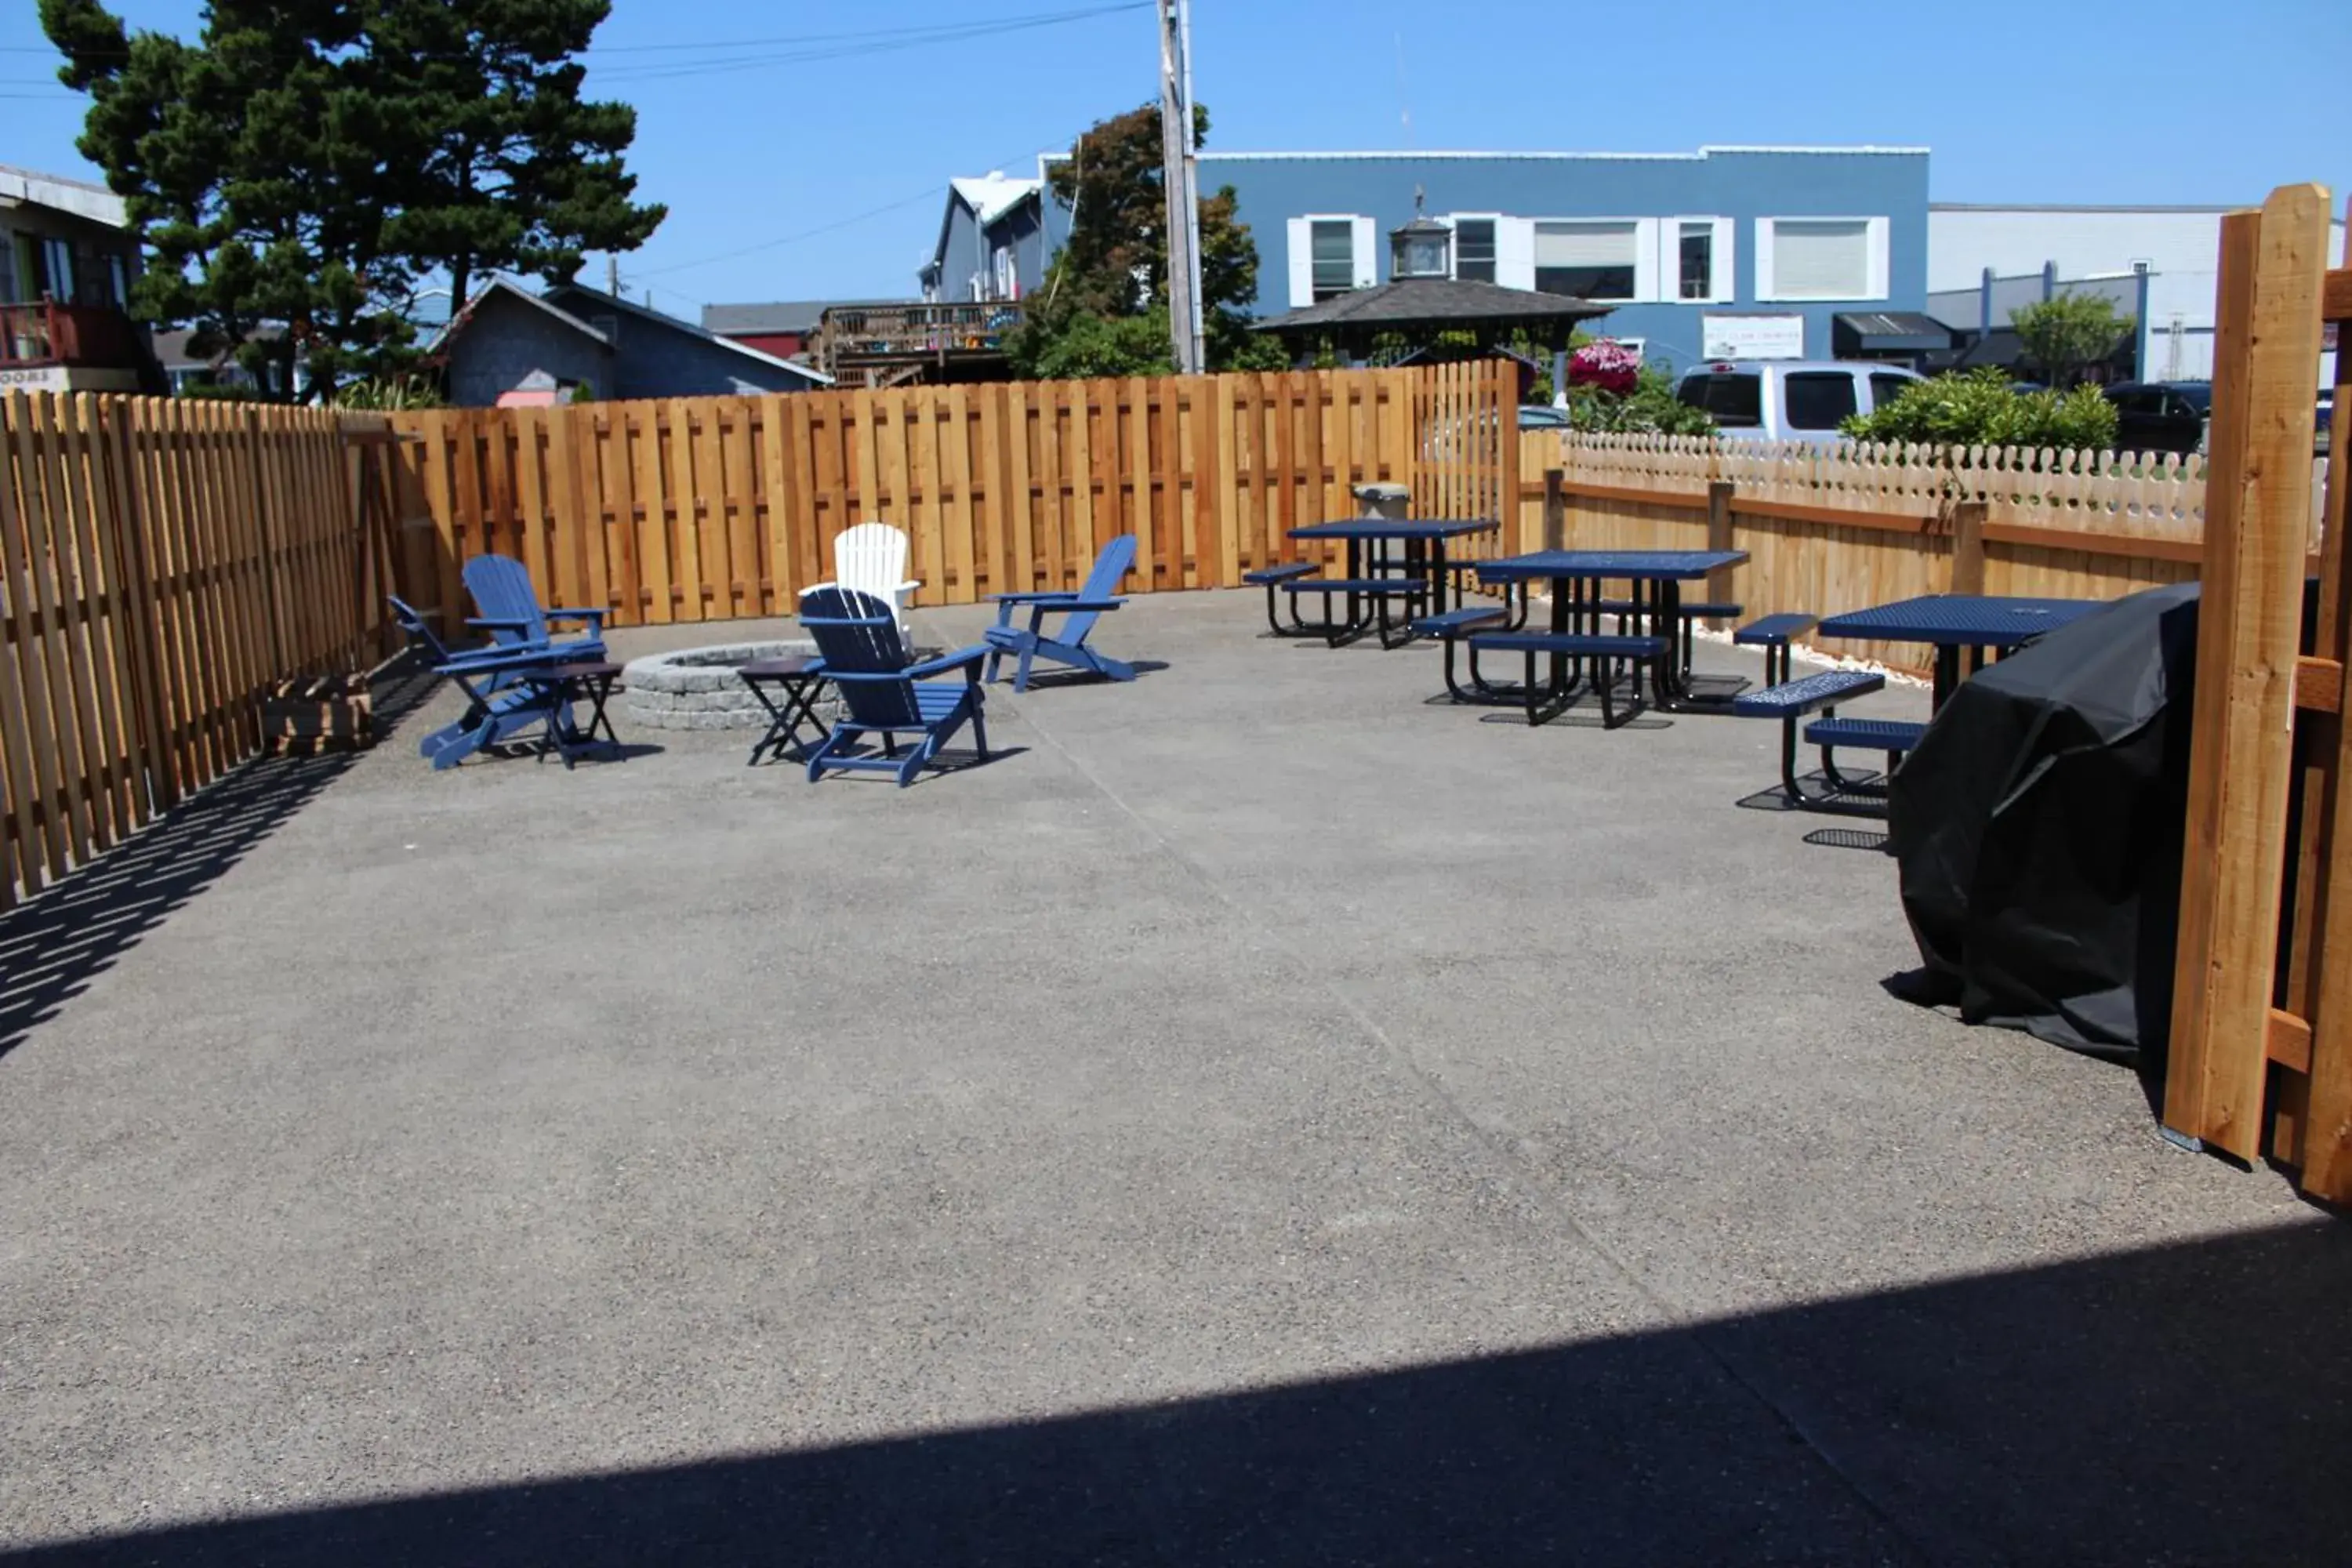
622,641 -> 822,731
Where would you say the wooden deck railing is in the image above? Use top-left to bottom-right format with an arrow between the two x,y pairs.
1,300 -> 143,368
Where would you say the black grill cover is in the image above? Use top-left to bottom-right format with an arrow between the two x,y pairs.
1887,583 -> 2201,1063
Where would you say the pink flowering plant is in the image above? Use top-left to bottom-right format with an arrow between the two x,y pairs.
1566,338 -> 1642,397
1553,337 -> 1716,436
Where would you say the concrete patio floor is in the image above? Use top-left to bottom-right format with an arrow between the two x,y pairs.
1,590 -> 2346,1564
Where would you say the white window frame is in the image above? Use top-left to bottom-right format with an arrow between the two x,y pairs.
1668,216 -> 1735,304
1288,213 -> 1375,307
1495,217 -> 1536,292
1527,216 -> 1653,304
1755,216 -> 1889,303
1444,212 -> 1504,284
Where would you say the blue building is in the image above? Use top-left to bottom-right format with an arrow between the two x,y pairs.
918,174 -> 1047,303
964,143 -> 1930,373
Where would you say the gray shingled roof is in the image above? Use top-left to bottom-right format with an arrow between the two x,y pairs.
1254,278 -> 1615,334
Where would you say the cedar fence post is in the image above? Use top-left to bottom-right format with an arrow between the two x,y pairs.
1947,501 -> 1987,596
2287,199 -> 2352,1199
1706,479 -> 1737,620
1543,469 -> 1565,551
2163,185 -> 2330,1160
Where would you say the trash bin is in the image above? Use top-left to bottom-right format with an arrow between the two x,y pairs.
1352,481 -> 1410,520
1352,482 -> 1410,572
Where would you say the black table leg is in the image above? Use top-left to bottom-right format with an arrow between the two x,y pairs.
1933,645 -> 1961,709
576,673 -> 619,747
744,674 -> 828,764
1345,538 -> 1363,638
1655,579 -> 1684,706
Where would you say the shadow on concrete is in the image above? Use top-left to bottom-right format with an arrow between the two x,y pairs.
0,672 -> 432,1062
7,1225 -> 2347,1565
1802,826 -> 1893,853
996,658 -> 1173,690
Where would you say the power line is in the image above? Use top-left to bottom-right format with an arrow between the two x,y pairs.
0,2 -> 1147,69
586,6 -> 1149,84
636,141 -> 1058,281
582,2 -> 1149,55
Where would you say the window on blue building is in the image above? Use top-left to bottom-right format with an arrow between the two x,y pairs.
1311,220 -> 1356,301
1679,223 -> 1714,300
1454,220 -> 1496,284
1534,221 -> 1635,301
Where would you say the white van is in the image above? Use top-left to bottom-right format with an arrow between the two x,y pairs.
1675,361 -> 1924,443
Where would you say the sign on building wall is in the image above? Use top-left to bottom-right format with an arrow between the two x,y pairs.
0,365 -> 139,394
1700,314 -> 1806,361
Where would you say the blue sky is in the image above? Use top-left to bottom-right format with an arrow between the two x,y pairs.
5,0 -> 2347,315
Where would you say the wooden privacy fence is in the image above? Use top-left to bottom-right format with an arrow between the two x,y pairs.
385,362 -> 1518,631
0,394 -> 390,908
1516,429 -> 2328,675
2164,183 -> 2352,1203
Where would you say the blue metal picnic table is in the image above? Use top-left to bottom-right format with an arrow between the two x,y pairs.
1283,517 -> 1500,643
1814,593 -> 2104,707
1475,549 -> 1751,709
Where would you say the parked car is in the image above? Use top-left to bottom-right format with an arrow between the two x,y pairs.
1673,361 -> 1925,443
1517,404 -> 1572,430
2103,382 -> 2208,456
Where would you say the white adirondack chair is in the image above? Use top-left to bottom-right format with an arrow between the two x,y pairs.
803,521 -> 921,634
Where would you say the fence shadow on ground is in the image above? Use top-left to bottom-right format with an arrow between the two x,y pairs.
5,1224 -> 2345,1565
0,671 -> 434,1063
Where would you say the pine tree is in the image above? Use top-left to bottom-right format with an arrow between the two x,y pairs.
359,0 -> 664,313
39,0 -> 663,397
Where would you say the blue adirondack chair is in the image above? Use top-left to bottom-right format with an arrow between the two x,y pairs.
797,588 -> 989,787
461,553 -> 608,664
389,596 -> 572,769
982,535 -> 1138,692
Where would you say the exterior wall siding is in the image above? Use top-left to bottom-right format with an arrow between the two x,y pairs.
608,323 -> 815,400
937,204 -> 985,302
1047,147 -> 1931,372
446,292 -> 610,407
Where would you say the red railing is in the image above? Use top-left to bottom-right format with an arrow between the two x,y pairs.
0,299 -> 142,368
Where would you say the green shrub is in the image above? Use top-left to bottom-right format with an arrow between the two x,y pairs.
2010,294 -> 2133,388
1840,368 -> 2118,451
1562,365 -> 1715,437
177,381 -> 260,401
328,373 -> 445,411
1006,307 -> 1174,379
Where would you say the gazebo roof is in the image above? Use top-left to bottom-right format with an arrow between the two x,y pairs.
1254,278 -> 1616,336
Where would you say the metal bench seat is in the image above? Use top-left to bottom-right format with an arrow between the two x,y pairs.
1733,612 -> 1820,686
1468,632 -> 1671,729
1281,577 -> 1425,596
1730,668 -> 1882,716
1728,669 -> 1903,816
1805,716 -> 1928,752
1412,604 -> 1510,637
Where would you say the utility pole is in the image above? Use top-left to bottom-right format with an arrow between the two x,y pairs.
1158,0 -> 1204,374
607,252 -> 620,297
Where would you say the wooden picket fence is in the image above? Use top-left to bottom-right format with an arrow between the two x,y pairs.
0,394 -> 391,907
2162,183 -> 2352,1203
386,363 -> 1518,633
1515,428 -> 2329,674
